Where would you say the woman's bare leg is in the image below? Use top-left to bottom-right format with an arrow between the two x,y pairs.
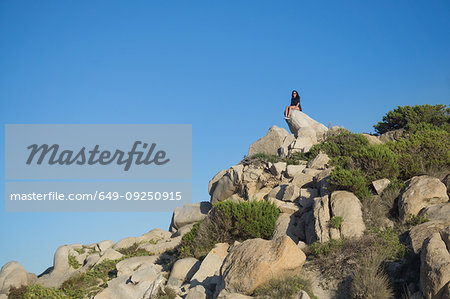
288,106 -> 299,117
284,106 -> 289,117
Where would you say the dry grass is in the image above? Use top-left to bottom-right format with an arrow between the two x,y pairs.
350,252 -> 394,299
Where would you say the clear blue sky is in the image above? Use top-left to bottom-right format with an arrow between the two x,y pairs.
1,1 -> 449,275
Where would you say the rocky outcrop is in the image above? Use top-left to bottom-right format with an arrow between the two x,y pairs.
0,261 -> 36,296
398,176 -> 449,220
285,110 -> 328,141
248,125 -> 291,156
216,236 -> 306,295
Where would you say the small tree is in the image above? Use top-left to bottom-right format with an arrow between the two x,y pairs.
373,104 -> 449,134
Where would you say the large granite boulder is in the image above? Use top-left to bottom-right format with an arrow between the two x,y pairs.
285,110 -> 328,141
248,125 -> 291,157
216,236 -> 306,295
329,191 -> 366,239
167,257 -> 200,287
420,231 -> 450,299
398,176 -> 449,220
0,261 -> 36,295
190,243 -> 229,290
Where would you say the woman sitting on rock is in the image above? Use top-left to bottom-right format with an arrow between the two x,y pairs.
284,90 -> 302,119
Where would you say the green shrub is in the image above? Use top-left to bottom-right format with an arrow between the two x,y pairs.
253,275 -> 317,299
389,128 -> 450,180
8,284 -> 68,299
60,258 -> 122,297
214,200 -> 280,239
374,104 -> 449,134
368,227 -> 405,260
350,144 -> 399,181
330,216 -> 344,229
177,200 -> 280,259
117,242 -> 153,258
330,167 -> 372,200
310,238 -> 346,257
68,254 -> 81,269
320,132 -> 370,158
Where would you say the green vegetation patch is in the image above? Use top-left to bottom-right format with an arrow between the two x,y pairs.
67,254 -> 81,269
177,200 -> 280,259
373,104 -> 449,134
330,216 -> 344,229
9,284 -> 68,299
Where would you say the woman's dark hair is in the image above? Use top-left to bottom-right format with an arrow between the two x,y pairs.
291,90 -> 300,101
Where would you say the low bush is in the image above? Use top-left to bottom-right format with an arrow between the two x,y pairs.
310,238 -> 346,257
177,200 -> 280,259
67,254 -> 80,269
253,275 -> 317,299
330,167 -> 372,200
389,128 -> 450,180
8,284 -> 68,299
350,144 -> 399,181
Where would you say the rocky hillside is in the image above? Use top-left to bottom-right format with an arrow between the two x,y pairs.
1,105 -> 449,299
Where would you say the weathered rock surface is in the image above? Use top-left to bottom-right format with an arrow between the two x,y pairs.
138,236 -> 182,255
398,176 -> 449,220
216,236 -> 306,295
285,110 -> 328,141
329,191 -> 365,239
168,257 -> 200,287
372,178 -> 391,195
190,243 -> 229,290
113,228 -> 172,250
420,203 -> 450,222
116,256 -> 160,277
305,195 -> 330,244
36,245 -> 79,288
409,221 -> 450,254
271,213 -> 298,243
169,202 -> 212,231
313,168 -> 332,196
420,232 -> 450,299
288,127 -> 317,154
248,125 -> 290,156
307,153 -> 330,170
96,240 -> 114,253
286,164 -> 307,178
0,261 -> 36,295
